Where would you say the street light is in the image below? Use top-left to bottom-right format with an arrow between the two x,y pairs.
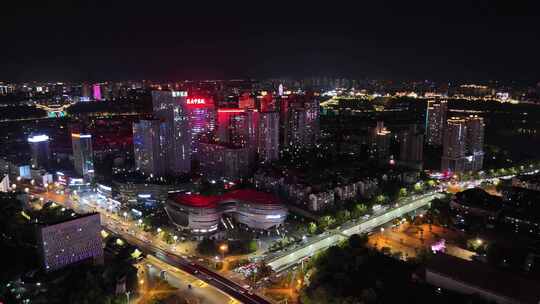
219,243 -> 228,258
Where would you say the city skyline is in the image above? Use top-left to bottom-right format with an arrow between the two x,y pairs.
2,3 -> 540,304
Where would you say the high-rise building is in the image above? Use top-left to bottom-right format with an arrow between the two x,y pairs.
257,112 -> 280,164
100,83 -> 111,100
38,213 -> 103,272
92,84 -> 102,101
257,91 -> 276,112
399,124 -> 424,169
28,134 -> 51,169
280,93 -> 319,149
426,99 -> 447,146
72,133 -> 95,181
133,119 -> 165,176
238,92 -> 256,109
217,109 -> 259,156
185,96 -> 216,155
441,116 -> 485,172
198,143 -> 250,180
81,83 -> 92,101
151,91 -> 191,175
369,121 -> 392,162
465,115 -> 485,171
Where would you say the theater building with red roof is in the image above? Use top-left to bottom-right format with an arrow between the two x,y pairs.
165,189 -> 287,233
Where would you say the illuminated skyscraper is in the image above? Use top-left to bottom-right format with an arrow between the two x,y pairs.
72,132 -> 94,181
426,99 -> 447,146
257,112 -> 280,164
151,90 -> 191,175
441,116 -> 485,172
28,134 -> 51,169
185,96 -> 216,155
133,119 -> 164,176
217,109 -> 259,154
465,115 -> 485,171
92,84 -> 102,101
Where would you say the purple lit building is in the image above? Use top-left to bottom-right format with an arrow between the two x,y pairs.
38,213 -> 104,272
93,84 -> 102,101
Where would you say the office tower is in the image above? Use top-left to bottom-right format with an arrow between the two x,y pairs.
72,133 -> 95,181
151,90 -> 191,175
426,99 -> 448,146
92,84 -> 102,101
399,124 -> 424,169
133,119 -> 164,176
258,112 -> 280,164
441,116 -> 485,172
38,213 -> 103,272
369,121 -> 392,162
28,134 -> 51,169
185,96 -> 216,155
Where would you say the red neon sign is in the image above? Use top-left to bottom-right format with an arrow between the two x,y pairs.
186,98 -> 206,105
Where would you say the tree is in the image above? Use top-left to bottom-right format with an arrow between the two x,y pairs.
336,210 -> 351,224
353,203 -> 368,218
398,188 -> 407,198
161,231 -> 174,244
375,194 -> 387,204
246,240 -> 258,253
318,215 -> 335,230
308,222 -> 318,235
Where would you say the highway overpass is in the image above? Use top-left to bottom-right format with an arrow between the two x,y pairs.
266,193 -> 445,271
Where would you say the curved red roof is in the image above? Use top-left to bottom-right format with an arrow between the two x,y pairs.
172,189 -> 281,208
174,194 -> 220,208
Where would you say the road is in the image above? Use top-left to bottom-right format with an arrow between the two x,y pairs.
142,255 -> 241,304
115,228 -> 270,304
32,189 -> 271,304
265,192 -> 445,271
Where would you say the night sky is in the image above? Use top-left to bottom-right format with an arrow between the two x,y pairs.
1,1 -> 539,82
